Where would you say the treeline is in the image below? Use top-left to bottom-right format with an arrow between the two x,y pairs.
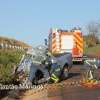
84,21 -> 100,47
84,34 -> 100,47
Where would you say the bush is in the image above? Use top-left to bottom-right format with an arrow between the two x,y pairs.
0,63 -> 13,83
84,34 -> 97,47
0,50 -> 24,84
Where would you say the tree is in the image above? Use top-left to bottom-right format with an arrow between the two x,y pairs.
86,21 -> 100,45
86,21 -> 100,34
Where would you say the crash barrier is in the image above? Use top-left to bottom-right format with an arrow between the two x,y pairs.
0,43 -> 24,50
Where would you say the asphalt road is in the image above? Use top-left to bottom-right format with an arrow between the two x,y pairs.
47,64 -> 100,100
48,86 -> 100,100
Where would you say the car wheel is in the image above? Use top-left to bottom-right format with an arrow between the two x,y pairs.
60,64 -> 69,80
63,66 -> 69,78
32,69 -> 44,85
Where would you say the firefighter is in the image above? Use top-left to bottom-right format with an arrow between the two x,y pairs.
50,65 -> 61,83
84,58 -> 98,81
46,52 -> 60,83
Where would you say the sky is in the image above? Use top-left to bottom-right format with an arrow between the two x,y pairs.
0,0 -> 100,46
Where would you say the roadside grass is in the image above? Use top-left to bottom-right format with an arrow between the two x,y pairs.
0,37 -> 30,84
0,49 -> 24,84
84,44 -> 100,55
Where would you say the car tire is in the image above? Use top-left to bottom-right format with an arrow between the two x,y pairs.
60,64 -> 69,80
32,69 -> 44,85
63,65 -> 69,78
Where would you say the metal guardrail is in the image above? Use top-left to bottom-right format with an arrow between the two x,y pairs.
0,43 -> 24,50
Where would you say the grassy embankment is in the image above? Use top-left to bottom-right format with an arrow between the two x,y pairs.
0,49 -> 24,84
0,37 -> 31,84
84,44 -> 100,56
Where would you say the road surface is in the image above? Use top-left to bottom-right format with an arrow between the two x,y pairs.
47,64 -> 100,100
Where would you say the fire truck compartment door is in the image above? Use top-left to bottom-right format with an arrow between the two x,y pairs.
61,35 -> 74,50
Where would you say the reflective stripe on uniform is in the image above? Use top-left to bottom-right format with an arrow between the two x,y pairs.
55,68 -> 61,72
51,74 -> 59,82
51,77 -> 59,82
85,60 -> 91,66
94,65 -> 97,69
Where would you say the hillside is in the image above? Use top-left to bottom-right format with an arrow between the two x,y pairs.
0,37 -> 31,84
0,36 -> 32,49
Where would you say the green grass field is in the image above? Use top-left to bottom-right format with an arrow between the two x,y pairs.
84,44 -> 100,55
